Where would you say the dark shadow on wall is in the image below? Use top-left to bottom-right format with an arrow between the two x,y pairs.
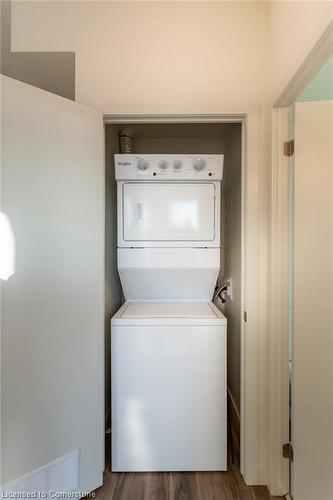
1,1 -> 75,100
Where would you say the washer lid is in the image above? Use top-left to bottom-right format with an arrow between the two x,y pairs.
111,301 -> 227,326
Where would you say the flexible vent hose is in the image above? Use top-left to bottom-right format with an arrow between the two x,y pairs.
119,129 -> 134,154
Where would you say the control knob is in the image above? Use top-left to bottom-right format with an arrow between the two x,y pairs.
173,160 -> 182,170
193,158 -> 206,171
159,160 -> 169,170
137,158 -> 149,170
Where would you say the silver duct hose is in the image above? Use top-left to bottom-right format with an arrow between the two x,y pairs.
119,128 -> 134,154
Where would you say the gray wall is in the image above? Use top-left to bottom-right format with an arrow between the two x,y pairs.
116,123 -> 231,154
1,1 -> 75,100
222,125 -> 242,411
104,126 -> 123,423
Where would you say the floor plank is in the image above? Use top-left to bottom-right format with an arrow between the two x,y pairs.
197,470 -> 252,500
250,485 -> 285,500
170,472 -> 200,500
145,473 -> 170,500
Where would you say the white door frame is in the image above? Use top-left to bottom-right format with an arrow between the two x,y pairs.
269,20 -> 333,497
104,105 -> 266,485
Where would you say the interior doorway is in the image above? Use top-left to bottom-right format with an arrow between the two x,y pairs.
270,22 -> 333,499
103,111 -> 264,486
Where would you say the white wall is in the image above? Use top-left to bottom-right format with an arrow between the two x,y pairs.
292,100 -> 333,500
0,76 -> 104,492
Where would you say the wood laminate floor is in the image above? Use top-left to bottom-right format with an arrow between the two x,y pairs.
95,468 -> 285,500
94,404 -> 285,500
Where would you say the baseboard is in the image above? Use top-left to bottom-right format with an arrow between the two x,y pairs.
257,466 -> 269,486
1,450 -> 79,498
227,389 -> 269,487
269,478 -> 289,497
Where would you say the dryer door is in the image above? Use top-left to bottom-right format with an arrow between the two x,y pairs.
119,182 -> 219,247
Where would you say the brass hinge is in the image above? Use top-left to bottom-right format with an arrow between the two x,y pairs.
282,442 -> 294,461
284,139 -> 295,157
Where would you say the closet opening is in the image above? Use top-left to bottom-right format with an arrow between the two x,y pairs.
104,121 -> 243,472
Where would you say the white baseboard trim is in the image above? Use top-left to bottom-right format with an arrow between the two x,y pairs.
269,477 -> 289,497
257,465 -> 269,486
1,450 -> 79,499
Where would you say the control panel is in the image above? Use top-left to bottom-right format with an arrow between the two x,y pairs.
114,154 -> 224,180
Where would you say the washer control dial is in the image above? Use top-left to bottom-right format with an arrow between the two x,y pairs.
173,159 -> 182,170
193,158 -> 206,171
159,160 -> 169,170
137,158 -> 149,170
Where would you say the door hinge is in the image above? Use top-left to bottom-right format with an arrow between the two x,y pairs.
282,442 -> 294,461
283,139 -> 295,157
243,311 -> 247,322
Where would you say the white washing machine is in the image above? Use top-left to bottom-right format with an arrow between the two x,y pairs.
111,154 -> 227,472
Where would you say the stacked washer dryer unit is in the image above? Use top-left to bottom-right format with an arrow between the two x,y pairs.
111,154 -> 227,472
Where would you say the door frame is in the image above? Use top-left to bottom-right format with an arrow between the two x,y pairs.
269,20 -> 333,497
104,105 -> 266,485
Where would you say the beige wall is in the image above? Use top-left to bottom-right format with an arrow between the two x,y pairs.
11,1 -> 269,111
9,1 -> 333,107
0,1 -> 75,100
268,1 -> 333,102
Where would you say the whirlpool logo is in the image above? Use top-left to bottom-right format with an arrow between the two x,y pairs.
118,161 -> 131,167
